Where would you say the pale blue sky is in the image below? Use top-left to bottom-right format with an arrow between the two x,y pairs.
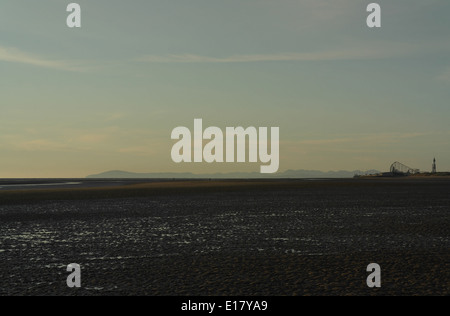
1,0 -> 449,177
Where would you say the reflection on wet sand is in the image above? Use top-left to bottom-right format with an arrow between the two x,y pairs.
0,179 -> 449,295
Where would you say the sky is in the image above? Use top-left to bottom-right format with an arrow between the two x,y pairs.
1,0 -> 449,178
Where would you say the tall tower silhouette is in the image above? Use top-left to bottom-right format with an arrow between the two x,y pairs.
432,158 -> 437,174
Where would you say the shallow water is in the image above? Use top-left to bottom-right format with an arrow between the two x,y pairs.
1,182 -> 449,295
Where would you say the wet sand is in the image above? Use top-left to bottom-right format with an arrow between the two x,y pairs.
0,179 -> 449,296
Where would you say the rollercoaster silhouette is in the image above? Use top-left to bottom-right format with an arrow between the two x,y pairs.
390,161 -> 420,175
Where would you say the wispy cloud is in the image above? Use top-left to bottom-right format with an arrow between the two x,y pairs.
137,52 -> 374,64
13,139 -> 72,152
295,132 -> 435,147
0,46 -> 89,72
0,127 -> 116,152
137,36 -> 450,64
136,45 -> 416,64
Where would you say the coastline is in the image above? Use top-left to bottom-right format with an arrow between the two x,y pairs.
1,177 -> 450,204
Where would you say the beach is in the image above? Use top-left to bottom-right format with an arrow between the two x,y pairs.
0,179 -> 449,296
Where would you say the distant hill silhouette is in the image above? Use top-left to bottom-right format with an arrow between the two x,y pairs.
86,169 -> 381,179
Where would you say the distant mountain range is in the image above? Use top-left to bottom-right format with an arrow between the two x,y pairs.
86,169 -> 381,179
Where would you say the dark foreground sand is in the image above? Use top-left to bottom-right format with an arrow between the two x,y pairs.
3,252 -> 447,296
0,179 -> 449,296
